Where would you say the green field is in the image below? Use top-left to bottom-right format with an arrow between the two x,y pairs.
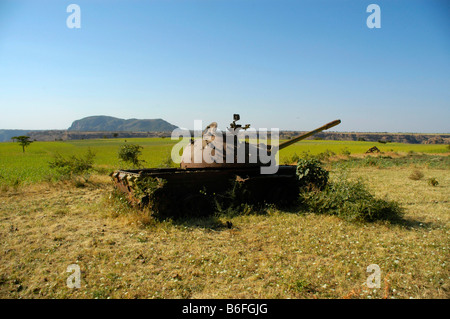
0,138 -> 178,185
0,138 -> 448,185
280,140 -> 448,160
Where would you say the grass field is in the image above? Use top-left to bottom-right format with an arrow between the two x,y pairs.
0,138 -> 449,299
0,138 -> 178,185
281,139 -> 449,158
0,138 -> 448,186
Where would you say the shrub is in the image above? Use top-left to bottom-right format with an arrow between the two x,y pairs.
428,177 -> 439,187
409,170 -> 424,181
316,149 -> 336,161
134,176 -> 167,201
49,149 -> 96,181
363,156 -> 380,167
296,158 -> 329,191
299,150 -> 335,162
300,179 -> 404,223
341,147 -> 351,156
300,150 -> 314,160
281,153 -> 300,165
214,175 -> 298,217
213,181 -> 255,217
290,153 -> 300,163
118,144 -> 145,168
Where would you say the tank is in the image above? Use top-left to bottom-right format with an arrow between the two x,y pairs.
111,115 -> 341,217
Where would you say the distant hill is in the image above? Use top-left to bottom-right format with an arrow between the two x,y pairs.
68,116 -> 178,132
0,130 -> 33,142
279,131 -> 450,145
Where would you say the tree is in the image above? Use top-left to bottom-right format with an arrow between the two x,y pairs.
118,144 -> 145,168
11,136 -> 33,153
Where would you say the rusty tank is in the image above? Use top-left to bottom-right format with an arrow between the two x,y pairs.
111,115 -> 341,217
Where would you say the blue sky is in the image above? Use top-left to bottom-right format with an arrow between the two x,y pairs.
0,0 -> 448,132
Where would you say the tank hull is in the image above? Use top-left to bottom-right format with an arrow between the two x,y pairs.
111,165 -> 299,217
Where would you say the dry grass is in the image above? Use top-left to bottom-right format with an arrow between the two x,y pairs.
0,166 -> 448,299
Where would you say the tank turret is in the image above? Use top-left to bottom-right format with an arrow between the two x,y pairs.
180,114 -> 341,169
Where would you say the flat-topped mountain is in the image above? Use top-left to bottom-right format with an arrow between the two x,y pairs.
68,116 -> 178,132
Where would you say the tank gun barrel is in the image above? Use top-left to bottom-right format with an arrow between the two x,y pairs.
277,119 -> 341,151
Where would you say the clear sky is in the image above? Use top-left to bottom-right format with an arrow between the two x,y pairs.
0,0 -> 449,132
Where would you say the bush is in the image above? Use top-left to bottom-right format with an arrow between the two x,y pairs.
290,153 -> 300,163
300,179 -> 404,222
296,159 -> 329,191
281,153 -> 300,165
300,150 -> 314,160
363,156 -> 380,167
213,181 -> 280,218
341,147 -> 351,156
213,181 -> 255,217
316,149 -> 336,161
118,144 -> 145,168
428,177 -> 439,187
134,176 -> 167,201
49,149 -> 96,181
299,150 -> 335,162
409,170 -> 424,181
